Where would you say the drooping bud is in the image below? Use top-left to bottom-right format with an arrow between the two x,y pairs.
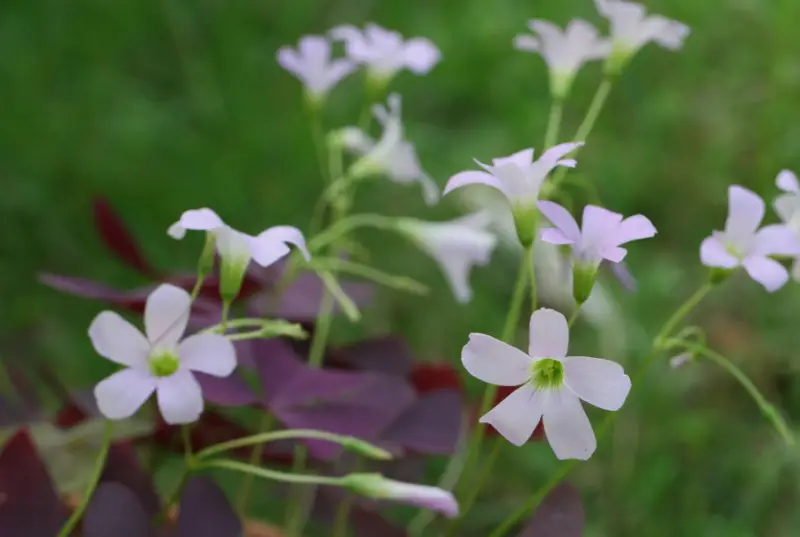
342,473 -> 459,518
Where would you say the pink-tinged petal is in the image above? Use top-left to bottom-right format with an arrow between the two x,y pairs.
379,480 -> 458,518
94,369 -> 156,420
541,228 -> 575,245
751,224 -> 800,257
542,389 -> 595,460
479,384 -> 544,446
613,214 -> 656,245
461,334 -> 532,386
403,38 -> 441,74
326,58 -> 357,88
514,34 -> 540,52
777,170 -> 799,193
538,201 -> 580,243
742,256 -> 789,292
177,208 -> 225,231
492,148 -> 535,169
580,205 -> 623,254
528,308 -> 569,359
563,357 -> 631,411
648,17 -> 690,50
179,334 -> 237,377
251,226 -> 310,268
298,35 -> 330,62
699,236 -> 738,268
157,370 -> 204,424
443,170 -> 509,199
773,193 -> 797,223
88,311 -> 149,368
725,186 -> 764,243
144,284 -> 190,349
537,142 -> 583,167
602,246 -> 627,263
276,47 -> 302,75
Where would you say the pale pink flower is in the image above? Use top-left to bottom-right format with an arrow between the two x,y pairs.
343,473 -> 458,518
277,35 -> 356,100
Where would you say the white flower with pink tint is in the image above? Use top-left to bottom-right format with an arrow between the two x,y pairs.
90,284 -> 236,424
700,186 -> 800,292
331,23 -> 440,81
277,35 -> 356,103
343,473 -> 458,518
168,208 -> 310,299
772,170 -> 800,281
443,144 -> 583,247
462,308 -> 631,460
514,19 -> 611,98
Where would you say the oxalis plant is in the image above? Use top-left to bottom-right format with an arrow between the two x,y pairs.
10,0 -> 797,536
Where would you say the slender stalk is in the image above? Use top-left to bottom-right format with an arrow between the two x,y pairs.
309,213 -> 399,252
308,102 -> 328,184
201,459 -> 345,487
568,306 -> 581,327
199,318 -> 268,334
332,496 -> 353,537
190,275 -> 205,301
182,425 -> 193,459
456,438 -> 503,522
527,246 -> 537,310
489,282 -> 714,537
543,98 -> 564,149
56,421 -> 113,537
220,300 -> 231,332
235,414 -> 275,515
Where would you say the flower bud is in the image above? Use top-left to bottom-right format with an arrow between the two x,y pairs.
340,437 -> 393,461
198,232 -> 216,278
572,261 -> 598,305
511,204 -> 539,249
708,267 -> 733,286
342,473 -> 459,518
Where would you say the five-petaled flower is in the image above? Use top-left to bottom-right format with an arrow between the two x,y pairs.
90,284 -> 237,424
595,0 -> 690,74
343,473 -> 459,518
538,201 -> 656,303
462,308 -> 631,460
397,212 -> 498,303
331,23 -> 440,83
700,185 -> 800,291
168,208 -> 310,300
340,94 -> 439,205
514,19 -> 611,98
772,170 -> 800,281
277,35 -> 356,104
443,144 -> 583,247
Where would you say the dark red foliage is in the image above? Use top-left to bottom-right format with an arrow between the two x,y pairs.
517,482 -> 584,537
408,363 -> 463,395
174,476 -> 242,537
83,482 -> 157,537
93,196 -> 159,277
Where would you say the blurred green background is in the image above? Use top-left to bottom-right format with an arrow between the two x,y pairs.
3,0 -> 800,535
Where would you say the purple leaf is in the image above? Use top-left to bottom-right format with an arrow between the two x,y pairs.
517,482 -> 584,537
83,482 -> 156,537
93,197 -> 158,277
101,443 -> 161,516
0,397 -> 42,428
251,339 -> 306,403
195,371 -> 257,407
328,336 -> 414,377
175,476 -> 241,537
0,430 -> 68,536
381,390 -> 463,454
314,487 -> 409,537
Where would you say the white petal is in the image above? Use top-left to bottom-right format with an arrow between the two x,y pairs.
339,127 -> 375,155
773,193 -> 797,224
528,308 -> 569,359
542,389 -> 596,460
514,34 -> 540,52
88,311 -> 149,367
777,170 -> 799,193
538,201 -> 581,243
792,257 -> 800,282
479,384 -> 544,446
563,356 -> 631,410
751,224 -> 800,257
177,208 -> 225,231
167,222 -> 187,239
580,205 -> 623,255
402,37 -> 441,74
492,148 -> 534,169
94,369 -> 156,420
145,284 -> 191,349
461,334 -> 532,386
699,236 -> 739,268
725,186 -> 764,245
252,225 -> 310,267
156,370 -> 204,424
179,334 -> 237,377
742,256 -> 789,292
443,170 -> 510,199
215,226 -> 254,263
276,47 -> 302,77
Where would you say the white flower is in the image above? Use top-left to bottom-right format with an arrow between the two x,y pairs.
772,170 -> 800,281
514,19 -> 611,98
462,308 -> 631,460
340,94 -> 439,205
330,23 -> 440,81
397,212 -> 498,303
343,473 -> 458,518
595,0 -> 689,70
443,144 -> 582,246
89,284 -> 236,424
277,35 -> 356,101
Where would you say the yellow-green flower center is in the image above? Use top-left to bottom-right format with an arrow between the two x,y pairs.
531,358 -> 564,390
149,349 -> 180,377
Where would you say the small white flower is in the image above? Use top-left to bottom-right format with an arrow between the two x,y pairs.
277,35 -> 356,101
514,19 -> 611,98
397,212 -> 498,303
343,473 -> 458,518
772,170 -> 800,281
89,284 -> 236,424
340,94 -> 439,205
330,23 -> 440,81
595,0 -> 689,71
462,308 -> 631,460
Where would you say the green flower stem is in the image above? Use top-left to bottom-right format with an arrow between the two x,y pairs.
547,78 -> 614,192
489,282 -> 714,537
309,214 -> 400,252
527,245 -> 537,311
220,300 -> 231,332
568,305 -> 581,327
666,339 -> 795,446
455,437 -> 503,524
199,318 -> 272,334
56,421 -> 113,537
190,274 -> 206,301
333,494 -> 354,537
235,414 -> 275,516
311,257 -> 429,295
197,429 -> 391,460
200,459 -> 346,487
307,101 -> 328,184
543,98 -> 564,148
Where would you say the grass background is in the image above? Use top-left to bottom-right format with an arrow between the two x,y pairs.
3,0 -> 800,535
